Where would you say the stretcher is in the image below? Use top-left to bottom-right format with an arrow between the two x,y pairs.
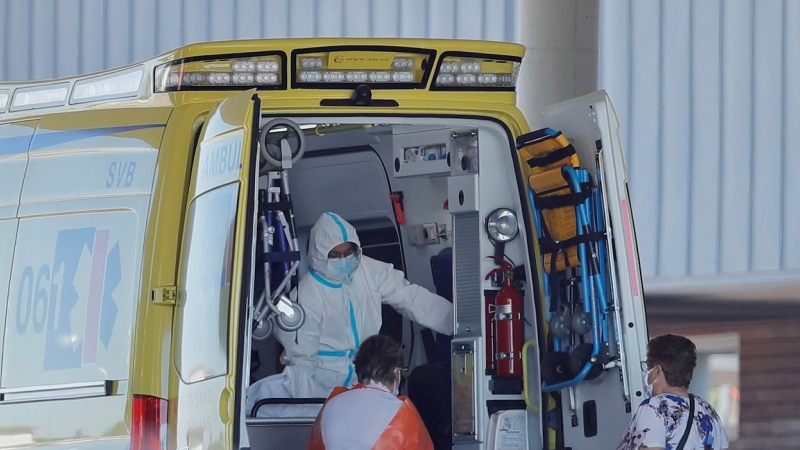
517,128 -> 613,392
252,120 -> 308,339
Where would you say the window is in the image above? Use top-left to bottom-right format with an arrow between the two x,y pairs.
175,182 -> 239,383
688,333 -> 740,442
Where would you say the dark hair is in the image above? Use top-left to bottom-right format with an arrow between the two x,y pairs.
646,334 -> 697,389
353,334 -> 403,386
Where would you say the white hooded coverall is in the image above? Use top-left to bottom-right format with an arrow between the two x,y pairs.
246,212 -> 454,417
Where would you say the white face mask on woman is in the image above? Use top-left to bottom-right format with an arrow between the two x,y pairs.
642,366 -> 658,397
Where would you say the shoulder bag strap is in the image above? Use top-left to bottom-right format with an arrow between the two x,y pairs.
676,394 -> 696,450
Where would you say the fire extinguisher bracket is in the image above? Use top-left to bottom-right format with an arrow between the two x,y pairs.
495,351 -> 522,360
484,256 -> 524,379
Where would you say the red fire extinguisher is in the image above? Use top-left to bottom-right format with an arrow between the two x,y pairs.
485,257 -> 524,378
485,292 -> 496,374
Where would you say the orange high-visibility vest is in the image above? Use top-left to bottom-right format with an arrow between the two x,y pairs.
308,383 -> 434,450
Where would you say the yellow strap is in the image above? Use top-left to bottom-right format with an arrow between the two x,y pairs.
521,339 -> 539,412
518,133 -> 571,162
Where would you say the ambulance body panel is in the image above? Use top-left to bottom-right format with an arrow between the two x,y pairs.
0,109 -> 166,449
0,120 -> 37,395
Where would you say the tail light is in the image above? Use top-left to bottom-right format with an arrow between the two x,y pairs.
131,394 -> 168,450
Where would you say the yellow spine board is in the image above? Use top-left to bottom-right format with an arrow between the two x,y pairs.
519,132 -> 581,274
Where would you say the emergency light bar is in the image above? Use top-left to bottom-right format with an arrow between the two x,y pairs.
71,66 -> 144,104
10,83 -> 69,112
292,47 -> 435,89
432,53 -> 520,91
154,52 -> 285,92
0,90 -> 9,113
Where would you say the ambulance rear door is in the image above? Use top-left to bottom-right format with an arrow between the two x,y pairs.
171,90 -> 259,450
533,89 -> 649,448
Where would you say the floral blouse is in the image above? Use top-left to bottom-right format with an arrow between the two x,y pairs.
618,394 -> 729,450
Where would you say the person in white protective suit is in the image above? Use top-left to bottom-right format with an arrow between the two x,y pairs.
246,212 -> 454,417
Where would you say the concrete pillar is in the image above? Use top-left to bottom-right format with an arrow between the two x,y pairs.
516,0 -> 599,130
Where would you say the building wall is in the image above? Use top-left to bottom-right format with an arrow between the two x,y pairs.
517,0 -> 599,129
0,0 -> 518,82
599,0 -> 800,296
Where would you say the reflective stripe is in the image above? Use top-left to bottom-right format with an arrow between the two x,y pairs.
344,299 -> 361,387
317,300 -> 362,386
348,300 -> 361,347
326,212 -> 349,242
310,269 -> 342,289
343,364 -> 355,387
318,350 -> 349,357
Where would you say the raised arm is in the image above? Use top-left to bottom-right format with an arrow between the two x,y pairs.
367,258 -> 454,336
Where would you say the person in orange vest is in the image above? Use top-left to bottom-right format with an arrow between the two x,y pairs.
307,334 -> 434,450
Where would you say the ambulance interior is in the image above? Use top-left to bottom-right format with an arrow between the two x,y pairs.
242,102 -> 640,450
243,117 -> 538,449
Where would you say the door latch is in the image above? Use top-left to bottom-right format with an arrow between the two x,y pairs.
152,286 -> 177,305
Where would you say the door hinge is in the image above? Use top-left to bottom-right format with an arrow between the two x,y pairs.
152,286 -> 177,305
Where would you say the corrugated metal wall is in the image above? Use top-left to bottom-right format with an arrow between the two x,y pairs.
4,0 -> 799,294
599,0 -> 800,289
0,0 -> 518,82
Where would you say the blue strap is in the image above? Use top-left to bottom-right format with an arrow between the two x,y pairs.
325,212 -> 349,242
348,300 -> 361,348
309,269 -> 342,289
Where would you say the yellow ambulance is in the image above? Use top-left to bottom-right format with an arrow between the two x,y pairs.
0,38 -> 648,449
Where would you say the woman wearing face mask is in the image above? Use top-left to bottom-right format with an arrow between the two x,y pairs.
618,334 -> 729,450
308,334 -> 434,450
247,212 -> 454,417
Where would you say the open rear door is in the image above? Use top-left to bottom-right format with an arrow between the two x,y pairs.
533,90 -> 649,448
171,90 -> 259,450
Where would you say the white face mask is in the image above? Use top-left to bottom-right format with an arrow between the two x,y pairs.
329,254 -> 359,276
642,366 -> 657,397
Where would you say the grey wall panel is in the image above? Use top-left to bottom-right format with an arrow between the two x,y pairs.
719,0 -> 752,275
0,0 -> 518,82
751,0 -> 784,273
30,0 -> 54,81
600,0 -> 800,292
785,0 -> 800,272
626,0 -> 660,279
131,0 -> 157,63
688,0 -> 722,278
659,0 -> 691,278
4,0 -> 31,81
55,1 -> 82,79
